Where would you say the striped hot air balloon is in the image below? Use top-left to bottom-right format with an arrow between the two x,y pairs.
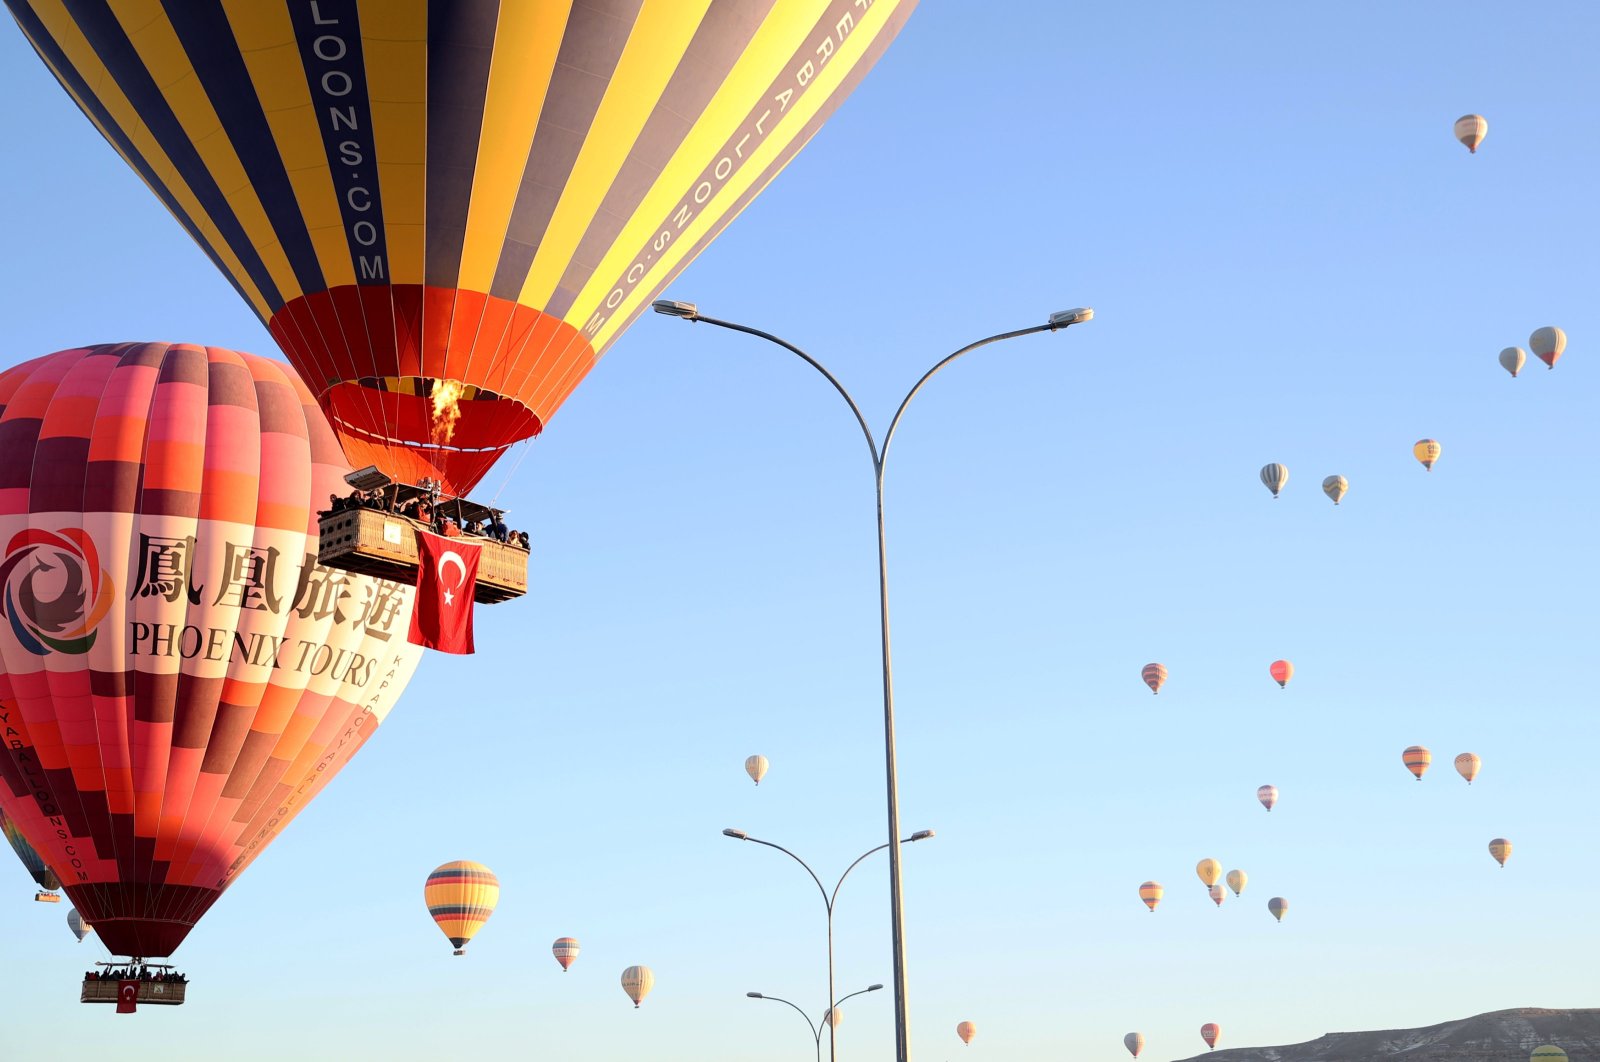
1413,439 -> 1441,471
3,0 -> 920,496
1257,785 -> 1278,812
1124,1032 -> 1146,1058
1196,858 -> 1222,888
68,907 -> 93,942
1488,838 -> 1512,867
1138,881 -> 1164,913
1260,463 -> 1289,498
425,861 -> 500,955
744,755 -> 769,786
1403,746 -> 1432,781
1322,475 -> 1348,505
621,965 -> 654,1008
1141,663 -> 1167,695
1270,659 -> 1294,688
552,936 -> 580,972
1453,114 -> 1488,153
1455,753 -> 1481,785
1201,1023 -> 1222,1049
1268,896 -> 1288,922
957,1021 -> 977,1045
1530,327 -> 1566,370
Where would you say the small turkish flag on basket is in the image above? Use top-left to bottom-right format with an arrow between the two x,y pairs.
116,980 -> 138,1013
408,532 -> 481,654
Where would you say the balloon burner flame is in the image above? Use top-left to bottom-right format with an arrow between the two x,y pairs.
431,379 -> 465,446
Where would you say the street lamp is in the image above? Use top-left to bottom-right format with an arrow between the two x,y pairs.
748,984 -> 884,1062
660,299 -> 1093,1061
724,829 -> 932,1061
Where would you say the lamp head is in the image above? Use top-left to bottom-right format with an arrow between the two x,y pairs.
722,828 -> 749,840
868,983 -> 884,991
909,829 -> 935,842
746,992 -> 763,999
652,299 -> 699,320
1048,307 -> 1094,329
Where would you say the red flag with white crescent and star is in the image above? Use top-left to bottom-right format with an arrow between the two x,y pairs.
116,980 -> 138,1014
408,531 -> 480,654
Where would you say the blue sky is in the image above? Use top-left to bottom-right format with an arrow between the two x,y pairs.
2,3 -> 1596,1060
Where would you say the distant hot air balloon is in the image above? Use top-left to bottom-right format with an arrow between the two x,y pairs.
1322,475 -> 1348,505
1270,660 -> 1294,688
0,344 -> 422,956
1454,753 -> 1482,785
1413,439 -> 1442,471
1403,746 -> 1433,781
1530,327 -> 1567,370
957,1021 -> 977,1045
622,965 -> 654,1008
553,937 -> 581,972
1139,881 -> 1164,913
3,0 -> 921,496
1209,883 -> 1226,907
68,908 -> 92,943
1454,114 -> 1488,153
1226,869 -> 1248,898
744,755 -> 769,787
1531,1046 -> 1569,1062
425,861 -> 500,956
1196,858 -> 1222,888
1125,1032 -> 1146,1058
823,1007 -> 844,1029
0,806 -> 60,898
1257,785 -> 1279,812
1202,1022 -> 1222,1049
1500,347 -> 1527,378
1260,463 -> 1290,498
1489,838 -> 1512,867
1268,896 -> 1288,922
1142,663 -> 1168,695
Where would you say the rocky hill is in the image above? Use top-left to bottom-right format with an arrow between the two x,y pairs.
1170,1008 -> 1598,1061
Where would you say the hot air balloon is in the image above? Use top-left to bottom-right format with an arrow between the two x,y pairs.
1270,659 -> 1294,688
1489,838 -> 1512,867
1500,347 -> 1527,377
1226,869 -> 1247,897
68,907 -> 92,942
1454,114 -> 1488,153
425,861 -> 500,955
1257,785 -> 1279,812
1141,663 -> 1167,695
1124,1032 -> 1146,1058
957,1021 -> 977,1045
823,1007 -> 844,1029
1268,896 -> 1288,922
1,805 -> 60,899
0,343 -> 422,958
1209,883 -> 1226,907
1530,327 -> 1566,370
1260,463 -> 1289,498
1413,439 -> 1441,471
1322,475 -> 1348,505
1139,881 -> 1164,913
1201,1023 -> 1221,1050
622,965 -> 654,1008
1454,753 -> 1481,785
4,1 -> 920,497
1531,1046 -> 1569,1061
552,936 -> 580,972
1196,858 -> 1222,888
744,755 -> 769,787
1403,745 -> 1432,781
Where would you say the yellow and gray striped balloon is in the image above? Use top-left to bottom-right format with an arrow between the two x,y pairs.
1260,463 -> 1289,498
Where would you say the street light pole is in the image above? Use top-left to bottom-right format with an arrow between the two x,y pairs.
724,828 -> 932,1062
664,300 -> 1094,1062
749,984 -> 884,1062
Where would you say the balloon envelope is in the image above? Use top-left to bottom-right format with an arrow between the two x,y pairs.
553,936 -> 581,972
1489,838 -> 1512,867
68,906 -> 92,942
1226,869 -> 1247,897
1139,880 -> 1164,912
5,0 -> 920,495
1413,439 -> 1441,471
1403,745 -> 1432,781
1,805 -> 60,892
1322,475 -> 1348,505
1257,784 -> 1278,812
1124,1032 -> 1146,1058
1196,858 -> 1221,887
1270,659 -> 1294,688
1531,1047 -> 1569,1062
0,343 -> 421,957
1202,1022 -> 1221,1048
426,861 -> 500,955
1268,896 -> 1288,922
622,965 -> 654,1007
1455,753 -> 1481,785
1530,327 -> 1566,370
1209,883 -> 1226,906
1141,662 -> 1167,695
1499,347 -> 1527,377
1260,463 -> 1289,498
1453,114 -> 1488,152
744,754 -> 768,786
957,1021 -> 977,1044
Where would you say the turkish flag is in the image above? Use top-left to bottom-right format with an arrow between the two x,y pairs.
116,980 -> 138,1013
408,531 -> 480,654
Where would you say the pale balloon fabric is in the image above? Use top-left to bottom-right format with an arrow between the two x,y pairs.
622,965 -> 655,1006
1259,463 -> 1289,497
1196,858 -> 1221,887
1499,347 -> 1527,377
1226,869 -> 1247,896
1529,327 -> 1566,368
1454,114 -> 1488,152
1454,752 -> 1482,784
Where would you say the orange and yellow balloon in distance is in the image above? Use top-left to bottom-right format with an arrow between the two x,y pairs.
1124,1032 -> 1146,1058
1403,745 -> 1432,781
1268,896 -> 1288,922
1202,1022 -> 1222,1049
1488,838 -> 1512,867
425,861 -> 500,955
1139,881 -> 1164,913
1530,327 -> 1566,370
622,965 -> 654,1008
1208,884 -> 1226,907
1455,753 -> 1482,785
1226,869 -> 1247,897
553,936 -> 580,972
1414,439 -> 1442,471
1454,114 -> 1488,153
0,344 -> 422,957
957,1021 -> 977,1045
1270,659 -> 1294,688
1196,858 -> 1222,888
744,755 -> 769,786
1257,784 -> 1279,812
5,0 -> 920,496
1141,663 -> 1167,695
